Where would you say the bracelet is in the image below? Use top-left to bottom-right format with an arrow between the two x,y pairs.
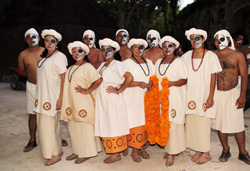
116,87 -> 119,94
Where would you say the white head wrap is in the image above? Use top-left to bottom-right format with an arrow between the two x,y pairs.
24,28 -> 39,38
41,29 -> 62,41
99,38 -> 120,52
127,38 -> 148,49
67,41 -> 89,55
159,36 -> 180,48
83,30 -> 95,38
146,29 -> 161,40
115,29 -> 129,37
214,29 -> 235,50
185,28 -> 207,41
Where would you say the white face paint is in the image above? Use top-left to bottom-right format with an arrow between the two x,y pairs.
88,35 -> 95,48
139,45 -> 144,56
148,34 -> 159,48
47,36 -> 57,51
192,34 -> 203,49
166,42 -> 175,55
104,45 -> 114,59
121,32 -> 128,45
30,34 -> 39,46
218,34 -> 229,50
75,47 -> 85,61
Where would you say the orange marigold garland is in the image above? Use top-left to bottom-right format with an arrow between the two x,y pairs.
144,75 -> 170,146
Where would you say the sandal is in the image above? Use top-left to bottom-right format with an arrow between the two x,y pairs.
23,140 -> 37,152
131,152 -> 141,162
75,157 -> 89,164
165,154 -> 175,166
196,153 -> 211,164
62,139 -> 68,147
238,152 -> 250,165
44,156 -> 61,166
139,149 -> 150,159
122,149 -> 128,156
219,148 -> 231,162
104,154 -> 121,163
191,152 -> 202,162
66,154 -> 78,161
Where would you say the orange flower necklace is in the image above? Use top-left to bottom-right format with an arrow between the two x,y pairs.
144,75 -> 170,146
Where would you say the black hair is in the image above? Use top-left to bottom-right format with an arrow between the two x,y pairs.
40,35 -> 59,58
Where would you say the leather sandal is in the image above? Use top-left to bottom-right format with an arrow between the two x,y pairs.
23,140 -> 38,152
219,147 -> 231,162
238,152 -> 250,165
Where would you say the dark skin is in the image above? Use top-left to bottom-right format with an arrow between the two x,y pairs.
214,35 -> 248,161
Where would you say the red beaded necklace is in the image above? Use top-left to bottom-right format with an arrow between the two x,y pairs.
191,48 -> 205,72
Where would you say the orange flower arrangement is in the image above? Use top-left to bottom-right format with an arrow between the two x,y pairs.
144,75 -> 170,146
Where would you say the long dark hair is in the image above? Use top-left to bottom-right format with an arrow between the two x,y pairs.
40,35 -> 59,58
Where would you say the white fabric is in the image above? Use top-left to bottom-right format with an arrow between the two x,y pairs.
146,29 -> 161,40
185,28 -> 207,41
24,28 -> 39,38
60,63 -> 101,124
212,87 -> 245,133
41,29 -> 62,41
123,58 -> 155,128
68,121 -> 102,158
127,38 -> 148,49
35,52 -> 68,116
155,57 -> 187,124
116,29 -> 129,36
181,50 -> 222,118
26,81 -> 36,114
159,36 -> 180,49
95,60 -> 130,137
99,38 -> 120,52
214,29 -> 235,50
83,30 -> 95,38
67,41 -> 89,55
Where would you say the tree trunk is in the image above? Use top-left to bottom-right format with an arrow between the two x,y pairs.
135,5 -> 145,37
162,2 -> 168,33
117,0 -> 125,28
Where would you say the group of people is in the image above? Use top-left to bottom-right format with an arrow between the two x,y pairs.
18,27 -> 250,167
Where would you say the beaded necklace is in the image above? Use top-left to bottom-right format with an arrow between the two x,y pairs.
132,56 -> 150,76
68,61 -> 85,82
37,49 -> 57,68
191,48 -> 205,72
158,55 -> 176,76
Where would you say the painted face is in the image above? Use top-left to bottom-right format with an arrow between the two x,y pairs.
139,45 -> 145,56
217,34 -> 229,50
191,35 -> 203,49
102,45 -> 114,60
121,32 -> 128,45
88,35 -> 95,48
26,34 -> 39,46
45,36 -> 58,51
131,44 -> 145,57
147,34 -> 159,48
162,41 -> 176,56
72,47 -> 85,61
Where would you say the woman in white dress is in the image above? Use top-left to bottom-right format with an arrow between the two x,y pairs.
155,36 -> 187,166
35,29 -> 68,166
60,41 -> 102,164
95,38 -> 133,163
123,39 -> 155,162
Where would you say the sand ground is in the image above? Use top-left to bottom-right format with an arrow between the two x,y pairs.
0,83 -> 249,171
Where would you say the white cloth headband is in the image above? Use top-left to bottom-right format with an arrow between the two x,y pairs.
127,38 -> 148,49
146,29 -> 161,40
41,29 -> 62,41
99,38 -> 120,52
214,29 -> 235,50
185,28 -> 207,41
83,30 -> 95,38
115,29 -> 129,37
159,36 -> 180,48
67,41 -> 89,55
24,28 -> 39,38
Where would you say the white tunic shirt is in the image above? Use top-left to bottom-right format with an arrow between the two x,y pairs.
123,58 -> 155,128
155,57 -> 187,124
35,52 -> 68,116
182,50 -> 222,118
95,60 -> 130,137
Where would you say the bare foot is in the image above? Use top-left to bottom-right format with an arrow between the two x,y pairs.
104,153 -> 121,163
44,155 -> 61,166
131,152 -> 141,162
191,152 -> 202,162
75,157 -> 89,164
139,148 -> 150,159
66,154 -> 78,161
165,154 -> 175,166
122,149 -> 128,156
196,153 -> 211,164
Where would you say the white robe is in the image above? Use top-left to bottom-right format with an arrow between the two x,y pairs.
95,60 -> 129,137
123,58 -> 155,128
155,57 -> 187,124
35,52 -> 68,116
181,50 -> 222,118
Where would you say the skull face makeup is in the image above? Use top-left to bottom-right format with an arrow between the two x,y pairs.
30,34 -> 39,46
75,47 -> 85,61
45,36 -> 58,51
103,45 -> 114,60
191,35 -> 203,49
166,42 -> 175,55
121,32 -> 128,45
217,34 -> 229,50
88,35 -> 95,48
139,45 -> 144,56
148,34 -> 159,48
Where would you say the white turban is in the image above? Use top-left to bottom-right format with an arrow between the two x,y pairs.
214,29 -> 235,50
83,30 -> 95,38
146,29 -> 161,40
67,41 -> 89,55
185,28 -> 207,41
24,28 -> 39,38
41,29 -> 62,41
99,38 -> 120,52
159,36 -> 180,48
115,29 -> 129,37
127,38 -> 148,49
